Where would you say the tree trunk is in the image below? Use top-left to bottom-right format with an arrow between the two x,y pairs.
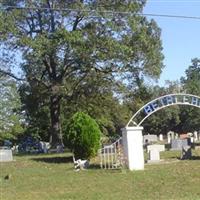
49,93 -> 63,148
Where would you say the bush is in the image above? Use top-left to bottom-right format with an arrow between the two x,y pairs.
64,112 -> 101,159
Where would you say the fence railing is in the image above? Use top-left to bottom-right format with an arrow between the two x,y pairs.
98,137 -> 123,169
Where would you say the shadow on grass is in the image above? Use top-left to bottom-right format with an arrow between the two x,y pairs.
189,156 -> 200,160
31,156 -> 73,164
88,164 -> 124,173
88,163 -> 101,169
174,156 -> 200,160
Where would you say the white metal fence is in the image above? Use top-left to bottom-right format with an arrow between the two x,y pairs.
99,137 -> 124,169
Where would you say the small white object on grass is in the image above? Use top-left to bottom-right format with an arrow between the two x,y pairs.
73,156 -> 89,171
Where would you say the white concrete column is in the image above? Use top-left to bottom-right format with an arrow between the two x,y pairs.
122,126 -> 144,170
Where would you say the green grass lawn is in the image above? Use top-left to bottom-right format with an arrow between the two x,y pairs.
1,150 -> 200,200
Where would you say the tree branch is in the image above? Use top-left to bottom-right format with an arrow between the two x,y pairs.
46,0 -> 55,32
0,69 -> 25,81
72,15 -> 83,31
43,57 -> 52,74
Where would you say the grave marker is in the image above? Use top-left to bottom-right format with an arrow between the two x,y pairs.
147,144 -> 165,163
0,148 -> 13,162
171,139 -> 191,150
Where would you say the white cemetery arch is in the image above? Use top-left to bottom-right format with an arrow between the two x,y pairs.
123,93 -> 200,171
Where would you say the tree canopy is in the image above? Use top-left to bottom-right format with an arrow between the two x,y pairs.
178,58 -> 200,132
0,0 -> 164,146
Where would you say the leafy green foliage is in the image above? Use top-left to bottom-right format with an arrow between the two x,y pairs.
61,73 -> 131,142
19,83 -> 50,141
178,58 -> 200,132
64,112 -> 101,159
142,82 -> 182,135
0,76 -> 24,142
181,58 -> 200,95
0,0 -> 164,145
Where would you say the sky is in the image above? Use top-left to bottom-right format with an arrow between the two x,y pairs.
144,0 -> 200,86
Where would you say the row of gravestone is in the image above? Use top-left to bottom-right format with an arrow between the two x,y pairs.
147,142 -> 192,163
2,138 -> 50,154
144,133 -> 195,163
0,137 -> 64,162
2,137 -> 64,154
143,131 -> 200,145
143,133 -> 172,144
167,131 -> 200,143
144,133 -> 193,150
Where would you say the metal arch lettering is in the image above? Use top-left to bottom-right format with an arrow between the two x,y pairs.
126,93 -> 200,127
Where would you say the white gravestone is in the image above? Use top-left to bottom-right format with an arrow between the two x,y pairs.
167,131 -> 174,144
167,135 -> 171,144
187,132 -> 194,143
147,145 -> 165,163
159,134 -> 163,141
194,131 -> 198,142
0,149 -> 13,162
39,141 -> 50,153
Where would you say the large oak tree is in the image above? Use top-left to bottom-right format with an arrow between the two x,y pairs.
0,0 -> 164,147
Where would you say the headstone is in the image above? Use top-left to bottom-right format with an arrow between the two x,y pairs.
11,145 -> 18,153
181,146 -> 192,160
194,131 -> 198,142
159,134 -> 163,141
143,134 -> 157,144
147,144 -> 165,152
187,132 -> 194,143
147,144 -> 165,163
39,141 -> 50,153
56,144 -> 64,153
175,133 -> 179,139
171,139 -> 191,150
167,135 -> 171,144
167,131 -> 174,144
149,149 -> 160,161
0,148 -> 13,162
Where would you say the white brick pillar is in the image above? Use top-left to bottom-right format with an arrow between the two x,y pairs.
122,127 -> 144,170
